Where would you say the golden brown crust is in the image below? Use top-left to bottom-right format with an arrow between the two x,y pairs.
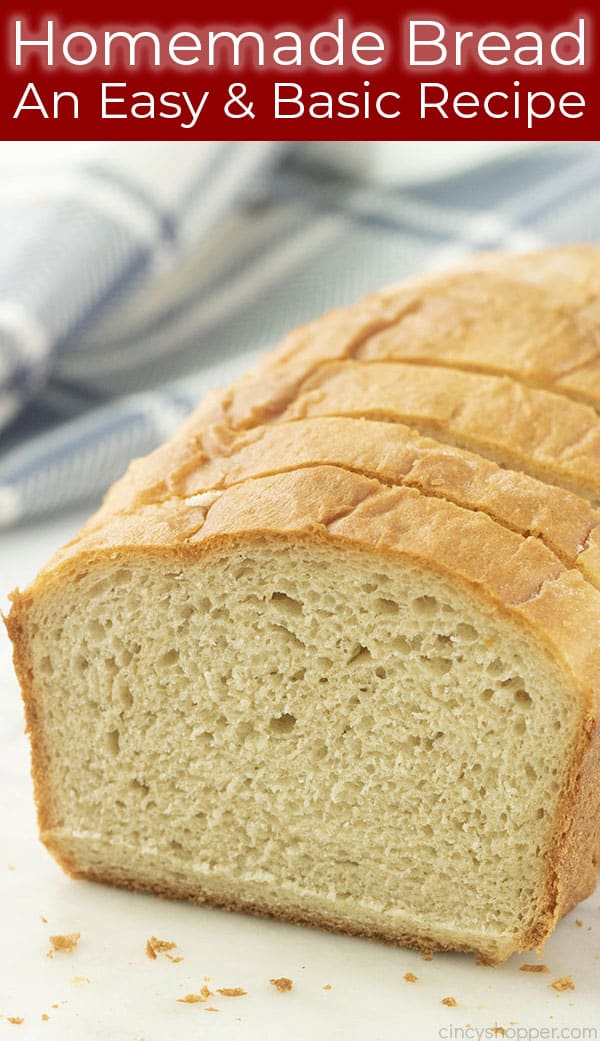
282,362 -> 600,502
6,245 -> 600,964
70,245 -> 600,533
5,602 -> 57,865
156,416 -> 600,582
355,272 -> 600,398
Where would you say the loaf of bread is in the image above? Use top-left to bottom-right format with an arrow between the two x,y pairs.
7,244 -> 600,965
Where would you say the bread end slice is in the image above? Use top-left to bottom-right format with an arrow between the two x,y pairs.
7,469 -> 600,964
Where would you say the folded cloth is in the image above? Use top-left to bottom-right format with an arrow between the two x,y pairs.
1,140 -> 600,526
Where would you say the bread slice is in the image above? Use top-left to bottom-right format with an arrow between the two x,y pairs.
283,362 -> 600,502
351,244 -> 600,410
7,246 -> 600,965
357,272 -> 600,404
172,416 -> 600,586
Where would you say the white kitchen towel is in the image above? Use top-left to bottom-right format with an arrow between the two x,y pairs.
1,139 -> 599,525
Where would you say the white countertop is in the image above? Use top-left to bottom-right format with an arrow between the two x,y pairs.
1,513 -> 598,1040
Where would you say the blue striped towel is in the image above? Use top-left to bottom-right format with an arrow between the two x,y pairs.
1,140 -> 600,527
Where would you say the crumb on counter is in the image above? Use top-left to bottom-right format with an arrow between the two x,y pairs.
550,976 -> 575,993
48,933 -> 80,957
40,916 -> 48,924
41,1014 -> 49,1021
404,972 -> 418,983
492,1029 -> 506,1037
421,953 -> 433,961
270,977 -> 293,992
217,988 -> 246,997
7,1018 -> 24,1025
520,964 -> 549,973
72,976 -> 91,985
441,997 -> 457,1007
575,920 -> 583,927
177,986 -> 213,1004
146,936 -> 177,959
323,984 -> 332,990
166,954 -> 183,963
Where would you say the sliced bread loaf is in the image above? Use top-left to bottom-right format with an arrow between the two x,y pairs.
7,246 -> 600,964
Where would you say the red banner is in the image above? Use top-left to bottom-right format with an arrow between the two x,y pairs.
1,0 -> 598,140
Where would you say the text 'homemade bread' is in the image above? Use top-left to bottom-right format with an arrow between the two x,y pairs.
7,245 -> 600,964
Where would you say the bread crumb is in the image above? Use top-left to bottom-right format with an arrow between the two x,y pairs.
323,984 -> 332,990
217,988 -> 246,997
48,933 -> 80,957
203,976 -> 211,982
7,1018 -> 24,1025
166,954 -> 184,963
40,916 -> 48,924
270,977 -> 293,992
177,986 -> 213,1004
441,997 -> 457,1007
205,1007 -> 220,1012
41,1014 -> 49,1021
51,1004 -> 59,1009
146,936 -> 176,960
520,964 -> 549,973
492,1030 -> 505,1037
575,920 -> 583,927
7,864 -> 15,871
421,953 -> 433,961
551,976 -> 575,993
404,972 -> 418,983
72,977 -> 91,985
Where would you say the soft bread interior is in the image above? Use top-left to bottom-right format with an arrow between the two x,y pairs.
26,540 -> 579,963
